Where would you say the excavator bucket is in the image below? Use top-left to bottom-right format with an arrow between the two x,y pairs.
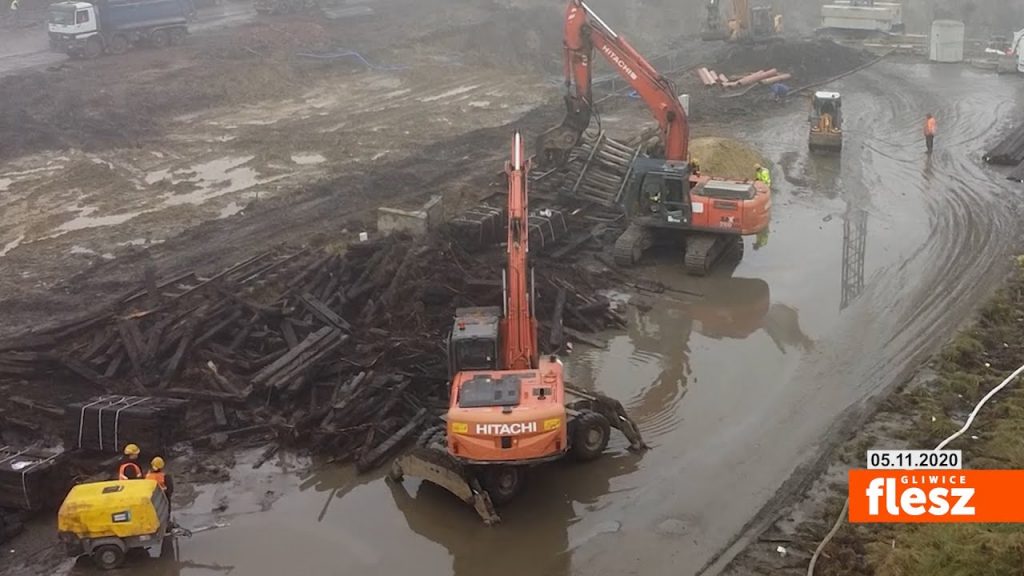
535,95 -> 593,169
389,445 -> 501,525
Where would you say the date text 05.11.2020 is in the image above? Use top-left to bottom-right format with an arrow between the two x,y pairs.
866,450 -> 962,470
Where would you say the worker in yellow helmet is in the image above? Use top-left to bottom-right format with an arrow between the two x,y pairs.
118,444 -> 142,480
690,157 -> 701,177
146,456 -> 175,512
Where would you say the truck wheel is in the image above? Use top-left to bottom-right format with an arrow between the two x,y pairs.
84,37 -> 102,59
169,28 -> 186,46
92,545 -> 125,570
150,30 -> 169,49
480,466 -> 525,506
570,410 -> 610,462
107,34 -> 129,55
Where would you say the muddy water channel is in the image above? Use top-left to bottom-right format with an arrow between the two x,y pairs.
60,61 -> 1023,576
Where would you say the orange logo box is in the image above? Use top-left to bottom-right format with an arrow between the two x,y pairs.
849,469 -> 1024,523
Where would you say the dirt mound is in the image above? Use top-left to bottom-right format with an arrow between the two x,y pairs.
690,137 -> 765,180
712,39 -> 873,86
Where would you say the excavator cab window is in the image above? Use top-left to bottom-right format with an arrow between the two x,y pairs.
457,374 -> 523,409
452,338 -> 497,373
640,171 -> 691,222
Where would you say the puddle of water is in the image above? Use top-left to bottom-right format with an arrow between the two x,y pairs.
69,245 -> 95,255
58,210 -> 146,233
467,101 -> 490,108
291,153 -> 326,165
153,156 -> 284,208
419,84 -> 480,103
218,202 -> 245,219
0,234 -> 25,257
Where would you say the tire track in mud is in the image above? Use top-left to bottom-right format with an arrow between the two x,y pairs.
701,63 -> 1022,575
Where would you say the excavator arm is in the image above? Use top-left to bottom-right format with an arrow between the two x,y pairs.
500,132 -> 539,371
536,0 -> 690,167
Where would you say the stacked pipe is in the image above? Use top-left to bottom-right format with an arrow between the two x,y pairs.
697,67 -> 790,89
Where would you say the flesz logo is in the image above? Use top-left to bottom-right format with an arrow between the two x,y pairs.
864,476 -> 975,517
849,470 -> 1024,523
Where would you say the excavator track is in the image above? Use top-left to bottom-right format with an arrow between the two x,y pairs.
613,224 -> 653,267
684,233 -> 738,276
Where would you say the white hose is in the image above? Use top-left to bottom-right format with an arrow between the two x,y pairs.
807,362 -> 1024,576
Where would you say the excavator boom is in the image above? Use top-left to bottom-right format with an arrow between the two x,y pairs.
537,0 -> 689,167
500,133 -> 538,371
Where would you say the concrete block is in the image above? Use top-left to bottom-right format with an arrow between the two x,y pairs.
377,195 -> 444,236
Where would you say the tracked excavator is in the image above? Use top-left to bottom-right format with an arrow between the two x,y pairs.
388,132 -> 645,525
536,0 -> 771,275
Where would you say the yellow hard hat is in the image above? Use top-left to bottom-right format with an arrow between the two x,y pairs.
124,443 -> 140,456
151,457 -> 165,471
754,163 -> 762,170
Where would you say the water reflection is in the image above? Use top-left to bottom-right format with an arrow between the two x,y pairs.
388,451 -> 641,576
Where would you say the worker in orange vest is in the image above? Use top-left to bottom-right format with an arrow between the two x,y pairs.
146,456 -> 175,510
924,113 -> 937,154
118,444 -> 142,480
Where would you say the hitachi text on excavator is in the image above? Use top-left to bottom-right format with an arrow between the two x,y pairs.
536,0 -> 772,276
388,132 -> 645,525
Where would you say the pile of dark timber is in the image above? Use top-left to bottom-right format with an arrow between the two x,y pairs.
0,447 -> 66,511
64,396 -> 188,455
0,228 -> 622,471
984,125 -> 1024,166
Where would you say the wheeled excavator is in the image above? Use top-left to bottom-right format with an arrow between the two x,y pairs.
388,132 -> 645,525
536,0 -> 772,275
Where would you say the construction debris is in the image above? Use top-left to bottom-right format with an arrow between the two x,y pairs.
0,229 -> 624,471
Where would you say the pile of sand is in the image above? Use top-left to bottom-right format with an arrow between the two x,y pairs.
689,137 -> 766,180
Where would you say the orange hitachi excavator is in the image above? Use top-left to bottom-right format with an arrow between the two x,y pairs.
537,0 -> 772,275
388,132 -> 644,525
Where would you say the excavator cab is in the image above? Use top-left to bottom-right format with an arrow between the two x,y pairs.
447,307 -> 501,377
809,91 -> 843,152
750,6 -> 775,38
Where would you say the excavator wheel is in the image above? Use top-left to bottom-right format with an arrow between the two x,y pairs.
613,224 -> 653,267
480,466 -> 525,506
570,410 -> 611,462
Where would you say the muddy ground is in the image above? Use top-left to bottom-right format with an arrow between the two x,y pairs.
725,264 -> 1024,576
2,0 -> 1024,575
